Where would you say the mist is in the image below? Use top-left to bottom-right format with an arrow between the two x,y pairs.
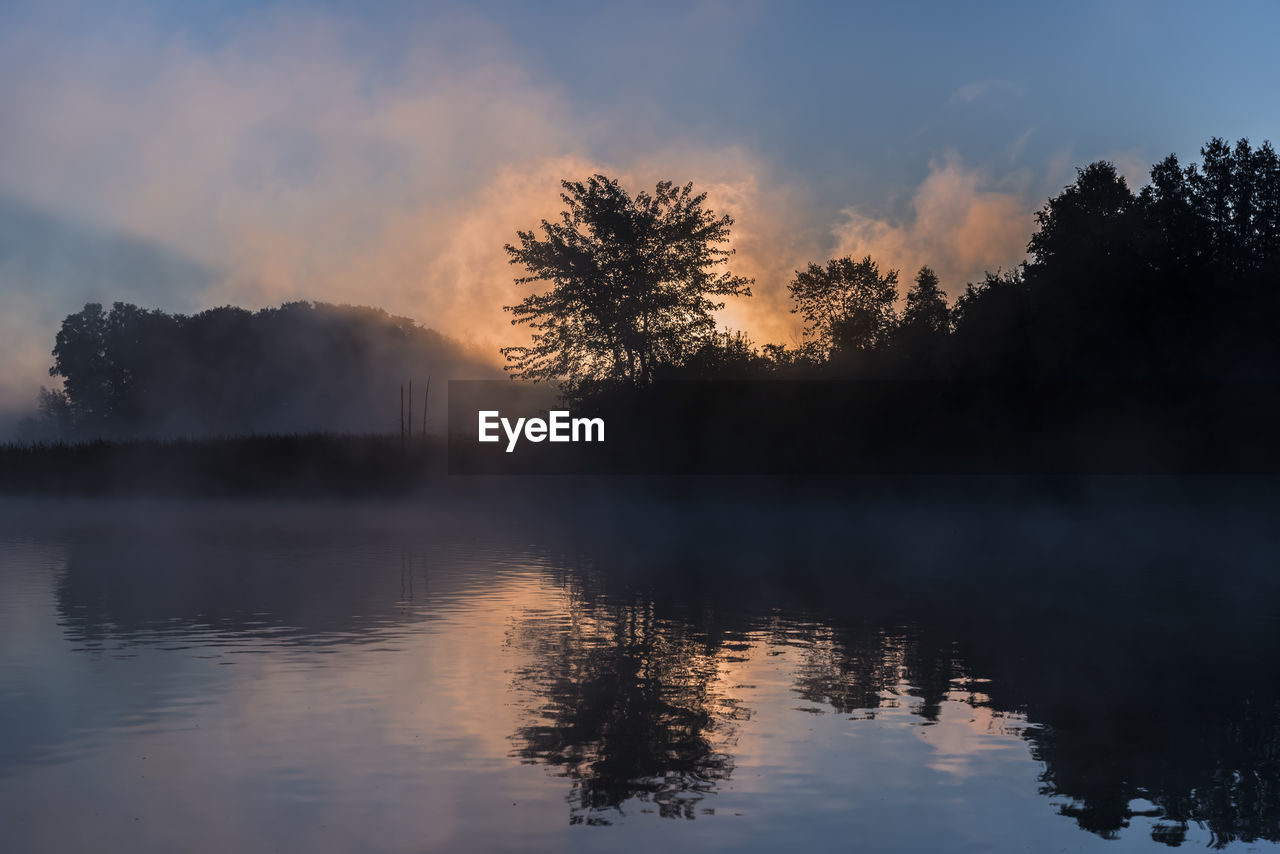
0,2 -> 1075,427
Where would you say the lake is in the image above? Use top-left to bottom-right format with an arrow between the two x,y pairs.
3,488 -> 1280,852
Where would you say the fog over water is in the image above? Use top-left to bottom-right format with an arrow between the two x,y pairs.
3,489 -> 1279,852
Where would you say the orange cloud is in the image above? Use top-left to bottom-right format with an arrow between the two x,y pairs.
0,10 -> 1048,418
831,155 -> 1035,299
0,11 -> 821,388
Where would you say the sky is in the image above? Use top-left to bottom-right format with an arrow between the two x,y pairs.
1,0 -> 1278,418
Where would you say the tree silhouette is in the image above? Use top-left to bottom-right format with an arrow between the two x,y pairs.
501,175 -> 752,400
26,134 -> 1280,449
946,268 -> 1036,378
900,267 -> 948,334
16,386 -> 75,441
786,255 -> 899,363
1027,161 -> 1138,271
42,300 -> 484,438
892,266 -> 950,371
49,302 -> 114,430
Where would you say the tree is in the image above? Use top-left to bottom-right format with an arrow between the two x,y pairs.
14,386 -> 75,441
44,300 -> 484,437
1027,161 -> 1137,272
900,266 -> 949,336
1141,153 -> 1201,270
948,269 -> 1036,377
1023,162 -> 1149,375
892,266 -> 950,372
787,255 -> 898,360
1190,137 -> 1236,266
501,175 -> 752,399
661,330 -> 771,379
50,302 -> 111,428
1183,137 -> 1280,270
37,386 -> 74,435
1255,141 -> 1280,262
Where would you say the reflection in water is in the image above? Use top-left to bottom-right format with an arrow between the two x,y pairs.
995,614 -> 1280,848
508,571 -> 745,822
508,496 -> 1280,848
791,624 -> 959,722
3,494 -> 1280,851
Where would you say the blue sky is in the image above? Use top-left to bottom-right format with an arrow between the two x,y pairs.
102,0 -> 1280,204
1,0 -> 1277,412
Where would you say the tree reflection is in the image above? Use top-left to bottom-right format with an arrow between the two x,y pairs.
777,565 -> 1280,849
790,622 -> 960,722
515,500 -> 1280,848
988,620 -> 1280,848
507,568 -> 745,823
35,495 -> 1280,847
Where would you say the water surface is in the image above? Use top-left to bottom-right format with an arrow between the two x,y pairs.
2,493 -> 1279,852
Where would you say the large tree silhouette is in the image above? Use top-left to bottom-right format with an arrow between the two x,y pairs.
501,175 -> 752,400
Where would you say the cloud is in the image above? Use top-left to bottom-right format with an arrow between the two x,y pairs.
0,5 -> 1057,419
1106,149 -> 1154,191
1042,145 -> 1153,197
0,6 -> 830,413
830,155 -> 1035,298
0,195 -> 218,429
1007,127 -> 1037,164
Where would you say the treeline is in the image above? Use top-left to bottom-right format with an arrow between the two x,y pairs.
503,138 -> 1280,399
22,137 -> 1280,442
694,138 -> 1280,382
22,301 -> 490,440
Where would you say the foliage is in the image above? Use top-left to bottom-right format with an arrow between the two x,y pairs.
501,175 -> 752,399
900,267 -> 949,336
786,255 -> 899,360
27,136 -> 1280,439
42,301 -> 480,438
